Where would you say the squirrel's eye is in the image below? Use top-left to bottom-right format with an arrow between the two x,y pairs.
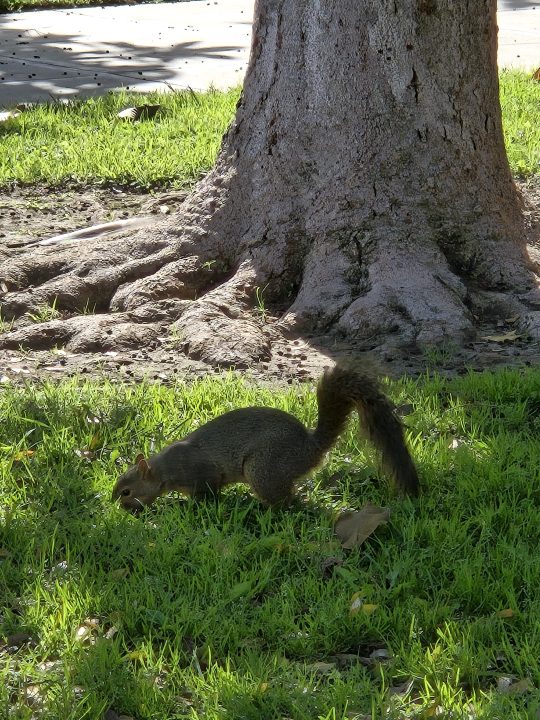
121,488 -> 131,497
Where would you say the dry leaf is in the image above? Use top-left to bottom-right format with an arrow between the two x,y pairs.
362,603 -> 378,615
334,504 -> 390,549
117,104 -> 161,121
350,592 -> 364,615
75,617 -> 100,643
13,449 -> 35,461
532,67 -> 540,81
481,330 -> 520,343
495,608 -> 515,618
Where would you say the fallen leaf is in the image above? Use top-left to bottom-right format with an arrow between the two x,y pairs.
533,67 -> 540,81
21,684 -> 44,708
334,504 -> 390,549
104,626 -> 118,640
13,449 -> 35,461
350,592 -> 364,615
117,104 -> 161,121
75,626 -> 93,642
481,330 -> 521,343
495,608 -> 515,618
75,448 -> 96,460
75,617 -> 100,643
361,603 -> 378,615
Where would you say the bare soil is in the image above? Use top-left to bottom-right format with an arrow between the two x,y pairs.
0,180 -> 539,388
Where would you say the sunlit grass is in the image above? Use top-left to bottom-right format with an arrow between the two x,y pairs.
0,71 -> 538,189
0,87 -> 239,189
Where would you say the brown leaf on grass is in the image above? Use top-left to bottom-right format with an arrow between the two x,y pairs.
495,608 -> 515,618
349,591 -> 378,616
75,617 -> 100,643
12,449 -> 35,462
117,104 -> 161,121
481,330 -> 521,343
532,67 -> 540,81
334,504 -> 390,549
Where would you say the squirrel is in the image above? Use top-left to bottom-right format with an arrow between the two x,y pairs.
111,361 -> 419,513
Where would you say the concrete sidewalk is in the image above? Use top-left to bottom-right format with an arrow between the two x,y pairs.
0,0 -> 538,106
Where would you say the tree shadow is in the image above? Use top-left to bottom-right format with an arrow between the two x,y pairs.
0,21 -> 246,104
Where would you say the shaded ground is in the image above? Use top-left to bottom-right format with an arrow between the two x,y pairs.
0,179 -> 539,387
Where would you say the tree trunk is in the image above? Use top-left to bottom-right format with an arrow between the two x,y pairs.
1,0 -> 539,366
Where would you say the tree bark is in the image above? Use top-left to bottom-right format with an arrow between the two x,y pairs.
1,0 -> 539,366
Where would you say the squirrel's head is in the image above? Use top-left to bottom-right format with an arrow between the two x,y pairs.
112,454 -> 164,513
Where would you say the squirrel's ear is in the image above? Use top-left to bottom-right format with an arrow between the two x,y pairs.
135,454 -> 150,475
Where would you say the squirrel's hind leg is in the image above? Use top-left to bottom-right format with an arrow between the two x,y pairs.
243,454 -> 297,508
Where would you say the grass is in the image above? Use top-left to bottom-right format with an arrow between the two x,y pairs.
0,88 -> 240,189
0,72 -> 539,189
1,368 -> 540,718
499,70 -> 540,177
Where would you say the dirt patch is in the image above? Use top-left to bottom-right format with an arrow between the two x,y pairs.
0,180 -> 539,387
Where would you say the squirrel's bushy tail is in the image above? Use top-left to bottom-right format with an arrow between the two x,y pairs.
312,361 -> 419,496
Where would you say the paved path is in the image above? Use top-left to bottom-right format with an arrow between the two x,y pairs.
0,0 -> 538,106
